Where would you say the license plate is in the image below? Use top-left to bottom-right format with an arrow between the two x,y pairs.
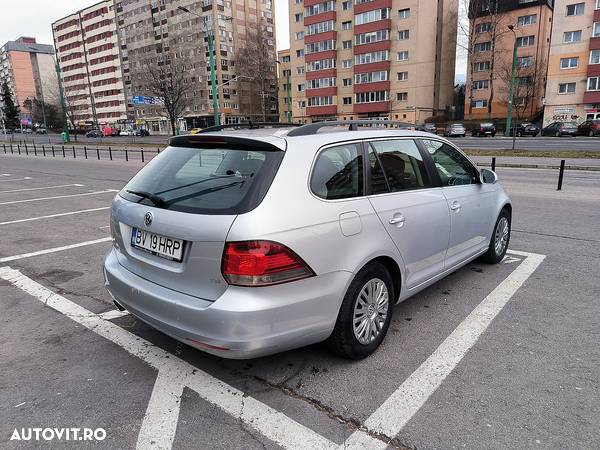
131,227 -> 184,262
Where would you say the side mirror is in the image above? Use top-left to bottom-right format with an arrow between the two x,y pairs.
480,168 -> 498,184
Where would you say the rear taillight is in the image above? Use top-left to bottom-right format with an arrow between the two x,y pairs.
222,240 -> 314,286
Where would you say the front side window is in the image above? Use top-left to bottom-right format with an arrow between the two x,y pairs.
421,140 -> 479,186
311,144 -> 363,200
368,140 -> 431,194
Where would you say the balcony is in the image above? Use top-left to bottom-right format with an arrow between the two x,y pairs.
354,101 -> 389,114
583,90 -> 600,104
306,105 -> 337,116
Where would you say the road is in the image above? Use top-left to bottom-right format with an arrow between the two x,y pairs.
1,154 -> 599,449
3,132 -> 600,152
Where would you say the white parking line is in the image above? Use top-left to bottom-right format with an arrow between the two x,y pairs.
0,238 -> 112,263
0,267 -> 340,450
0,207 -> 110,226
342,250 -> 546,449
0,177 -> 32,183
0,189 -> 117,206
0,183 -> 85,194
98,309 -> 129,320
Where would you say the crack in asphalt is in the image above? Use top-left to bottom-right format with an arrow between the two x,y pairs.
513,229 -> 600,243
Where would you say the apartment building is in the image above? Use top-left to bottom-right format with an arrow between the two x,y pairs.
0,37 -> 58,123
465,0 -> 553,121
278,49 -> 293,122
284,0 -> 458,123
543,0 -> 600,127
116,0 -> 277,133
52,0 -> 127,129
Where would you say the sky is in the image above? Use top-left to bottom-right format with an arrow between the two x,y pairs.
1,0 -> 466,82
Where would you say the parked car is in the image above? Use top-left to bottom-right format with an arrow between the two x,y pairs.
189,128 -> 203,135
506,122 -> 540,137
85,130 -> 102,138
103,123 -> 512,360
443,123 -> 466,137
120,130 -> 133,136
23,128 -> 33,134
577,120 -> 600,137
35,128 -> 47,134
471,122 -> 496,137
135,129 -> 150,137
420,123 -> 438,134
541,121 -> 578,137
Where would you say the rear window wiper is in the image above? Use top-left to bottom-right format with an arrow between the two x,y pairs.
163,181 -> 245,207
126,190 -> 166,207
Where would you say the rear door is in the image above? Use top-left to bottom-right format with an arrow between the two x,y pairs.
112,139 -> 283,300
420,139 -> 495,269
365,138 -> 450,289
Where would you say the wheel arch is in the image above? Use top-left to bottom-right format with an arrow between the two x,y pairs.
361,256 -> 402,303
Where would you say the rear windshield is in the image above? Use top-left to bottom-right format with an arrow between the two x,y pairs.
120,145 -> 283,215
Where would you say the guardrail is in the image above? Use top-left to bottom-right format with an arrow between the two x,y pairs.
1,142 -> 160,163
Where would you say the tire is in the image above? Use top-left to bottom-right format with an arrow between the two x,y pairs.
555,131 -> 560,137
327,262 -> 394,360
589,131 -> 594,137
517,131 -> 522,137
480,208 -> 511,264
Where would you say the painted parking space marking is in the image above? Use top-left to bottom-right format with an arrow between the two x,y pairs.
0,176 -> 32,183
0,183 -> 85,194
0,189 -> 117,206
0,267 -> 341,450
0,207 -> 111,226
0,238 -> 112,263
342,250 -> 546,449
98,309 -> 130,320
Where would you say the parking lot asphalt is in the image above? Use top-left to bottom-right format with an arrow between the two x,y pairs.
1,154 -> 599,449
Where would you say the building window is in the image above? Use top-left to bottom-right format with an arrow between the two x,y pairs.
516,35 -> 535,47
475,22 -> 491,33
566,3 -> 585,16
307,96 -> 333,106
398,29 -> 409,40
517,56 -> 533,67
355,29 -> 389,45
588,77 -> 600,91
590,50 -> 600,65
397,51 -> 409,61
305,20 -> 335,35
281,55 -> 291,63
342,21 -> 352,30
355,70 -> 388,84
296,49 -> 304,57
343,40 -> 352,49
343,78 -> 353,86
342,59 -> 352,68
397,71 -> 408,81
295,13 -> 303,22
297,66 -> 305,75
297,84 -> 305,92
307,77 -> 335,89
396,92 -> 408,101
517,14 -> 537,27
343,96 -> 352,105
517,76 -> 533,86
398,8 -> 410,19
306,58 -> 336,71
474,41 -> 491,52
560,57 -> 579,69
593,22 -> 600,38
306,40 -> 336,53
472,80 -> 489,90
558,82 -> 576,94
471,99 -> 488,108
355,50 -> 389,65
355,90 -> 389,103
355,8 -> 390,25
563,30 -> 582,43
295,31 -> 304,40
473,61 -> 491,71
342,1 -> 351,10
304,1 -> 335,17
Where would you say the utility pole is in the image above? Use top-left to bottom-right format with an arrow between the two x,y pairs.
506,25 -> 518,150
178,6 -> 226,127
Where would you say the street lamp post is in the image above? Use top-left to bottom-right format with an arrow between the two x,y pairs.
506,25 -> 519,150
178,6 -> 225,126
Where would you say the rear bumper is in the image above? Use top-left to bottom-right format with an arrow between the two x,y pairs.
103,248 -> 350,359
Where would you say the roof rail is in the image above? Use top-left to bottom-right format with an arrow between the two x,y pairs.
286,120 -> 415,137
196,121 -> 301,134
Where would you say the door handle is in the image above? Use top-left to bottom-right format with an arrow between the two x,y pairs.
389,215 -> 405,226
450,201 -> 461,212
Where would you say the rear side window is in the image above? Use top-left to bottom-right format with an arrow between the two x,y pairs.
311,143 -> 363,200
120,145 -> 282,214
368,139 -> 431,193
421,140 -> 479,186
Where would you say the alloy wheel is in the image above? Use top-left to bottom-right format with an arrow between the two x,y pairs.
494,217 -> 509,256
353,278 -> 389,345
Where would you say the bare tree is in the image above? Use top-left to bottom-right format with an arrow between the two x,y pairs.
458,0 -> 510,117
236,24 -> 278,121
137,51 -> 190,136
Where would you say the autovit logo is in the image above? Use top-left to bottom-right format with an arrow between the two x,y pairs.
10,428 -> 107,442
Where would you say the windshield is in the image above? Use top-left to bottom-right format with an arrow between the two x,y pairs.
120,145 -> 283,214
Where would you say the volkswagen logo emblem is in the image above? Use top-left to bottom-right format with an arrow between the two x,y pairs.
144,211 -> 153,227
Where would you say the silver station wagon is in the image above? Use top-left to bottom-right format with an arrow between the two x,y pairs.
103,122 -> 511,360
